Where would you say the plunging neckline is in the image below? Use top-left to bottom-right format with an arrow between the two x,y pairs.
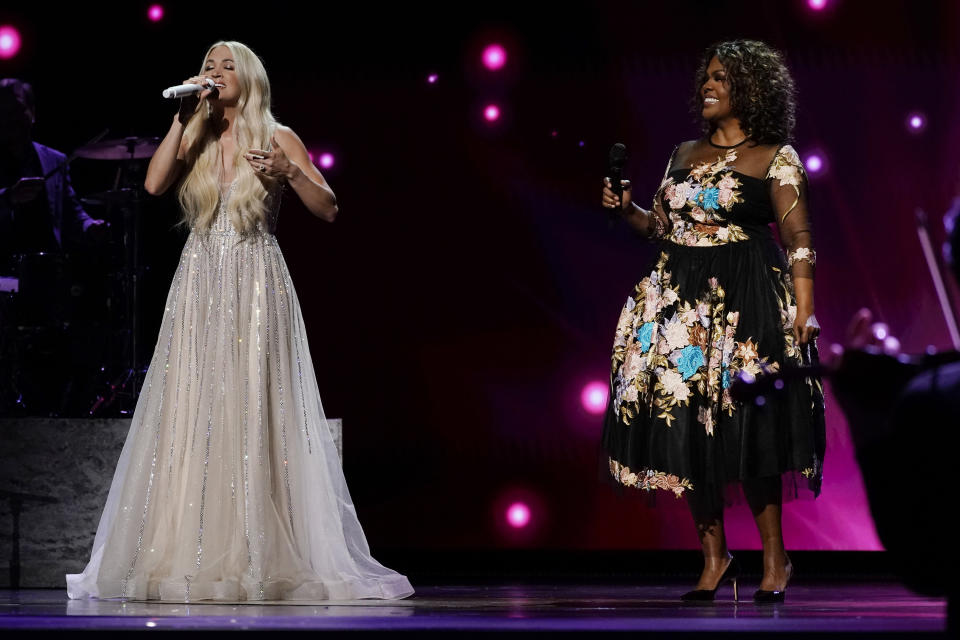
219,177 -> 238,206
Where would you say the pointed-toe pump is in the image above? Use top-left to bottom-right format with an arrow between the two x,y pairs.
681,556 -> 740,602
753,564 -> 793,604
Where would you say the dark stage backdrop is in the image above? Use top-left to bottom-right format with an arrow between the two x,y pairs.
2,0 -> 958,551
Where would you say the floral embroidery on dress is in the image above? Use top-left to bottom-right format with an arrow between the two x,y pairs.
766,144 -> 806,222
604,142 -> 825,503
773,267 -> 824,405
659,149 -> 749,247
610,253 -> 778,433
787,247 -> 816,269
609,459 -> 694,497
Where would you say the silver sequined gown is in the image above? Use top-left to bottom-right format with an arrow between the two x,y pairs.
67,182 -> 413,602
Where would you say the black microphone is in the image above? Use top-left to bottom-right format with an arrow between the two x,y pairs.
609,143 -> 628,197
608,142 -> 628,222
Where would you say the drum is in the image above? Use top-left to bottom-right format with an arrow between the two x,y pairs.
13,252 -> 70,328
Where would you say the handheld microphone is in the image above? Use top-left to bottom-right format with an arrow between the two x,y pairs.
162,78 -> 215,99
608,143 -> 628,222
608,143 -> 628,200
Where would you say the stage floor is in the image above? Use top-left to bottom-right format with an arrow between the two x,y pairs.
0,582 -> 947,634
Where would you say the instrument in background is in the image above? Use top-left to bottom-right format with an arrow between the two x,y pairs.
73,137 -> 158,416
730,348 -> 960,403
1,132 -> 159,417
74,136 -> 160,161
915,208 -> 960,350
0,252 -> 77,416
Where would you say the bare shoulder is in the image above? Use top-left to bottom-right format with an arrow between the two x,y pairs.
273,125 -> 304,147
271,125 -> 311,164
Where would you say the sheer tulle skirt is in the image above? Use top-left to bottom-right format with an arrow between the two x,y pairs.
67,228 -> 413,601
601,236 -> 826,514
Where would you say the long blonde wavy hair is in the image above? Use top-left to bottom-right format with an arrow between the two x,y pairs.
178,41 -> 279,235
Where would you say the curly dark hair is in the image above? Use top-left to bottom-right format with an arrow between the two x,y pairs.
692,40 -> 796,145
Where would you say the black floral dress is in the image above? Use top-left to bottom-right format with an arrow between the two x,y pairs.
601,144 -> 825,513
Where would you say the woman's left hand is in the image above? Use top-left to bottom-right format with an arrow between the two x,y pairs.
245,135 -> 296,180
794,309 -> 820,346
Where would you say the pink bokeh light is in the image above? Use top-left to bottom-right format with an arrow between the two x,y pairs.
807,0 -> 828,10
906,111 -> 926,133
493,488 -> 544,544
147,4 -> 164,22
0,25 -> 22,60
426,73 -> 438,84
483,104 -> 500,122
805,152 -> 824,174
580,381 -> 608,415
318,153 -> 335,169
506,502 -> 531,528
482,44 -> 507,71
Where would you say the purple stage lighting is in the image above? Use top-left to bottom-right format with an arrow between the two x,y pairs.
482,44 -> 507,71
807,0 -> 828,10
484,104 -> 500,122
581,381 -> 608,415
506,502 -> 531,528
805,152 -> 824,175
147,4 -> 164,22
318,153 -> 335,169
0,25 -> 22,60
906,112 -> 926,133
427,73 -> 438,84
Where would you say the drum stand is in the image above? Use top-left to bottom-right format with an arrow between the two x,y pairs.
86,137 -> 155,416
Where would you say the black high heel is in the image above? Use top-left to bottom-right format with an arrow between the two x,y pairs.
753,563 -> 793,604
681,556 -> 740,602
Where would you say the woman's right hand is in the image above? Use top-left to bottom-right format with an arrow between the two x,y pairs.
602,177 -> 633,213
177,75 -> 216,125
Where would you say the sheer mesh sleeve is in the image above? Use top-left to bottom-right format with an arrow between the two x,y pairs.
767,144 -> 815,279
648,146 -> 679,240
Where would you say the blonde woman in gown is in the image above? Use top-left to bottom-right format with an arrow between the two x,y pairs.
66,41 -> 414,602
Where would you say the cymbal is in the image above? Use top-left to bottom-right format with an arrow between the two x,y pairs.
75,136 -> 160,160
81,188 -> 139,206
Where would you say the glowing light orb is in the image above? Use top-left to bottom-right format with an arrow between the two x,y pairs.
906,112 -> 926,133
318,153 -> 335,169
427,73 -> 438,84
147,4 -> 164,21
506,502 -> 531,528
805,153 -> 824,174
484,104 -> 500,122
0,25 -> 22,60
580,381 -> 608,415
807,0 -> 828,9
482,44 -> 507,71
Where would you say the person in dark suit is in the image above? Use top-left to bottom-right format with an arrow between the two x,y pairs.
0,78 -> 108,417
0,78 -> 105,260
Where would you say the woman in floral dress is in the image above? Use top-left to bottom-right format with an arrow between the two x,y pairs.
600,40 -> 824,603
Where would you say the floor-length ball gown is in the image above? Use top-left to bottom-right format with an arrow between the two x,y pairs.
601,144 -> 826,515
67,182 -> 414,601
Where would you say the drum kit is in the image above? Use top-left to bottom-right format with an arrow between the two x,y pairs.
0,135 -> 160,417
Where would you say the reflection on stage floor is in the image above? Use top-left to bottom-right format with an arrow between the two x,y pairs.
0,581 -> 946,634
